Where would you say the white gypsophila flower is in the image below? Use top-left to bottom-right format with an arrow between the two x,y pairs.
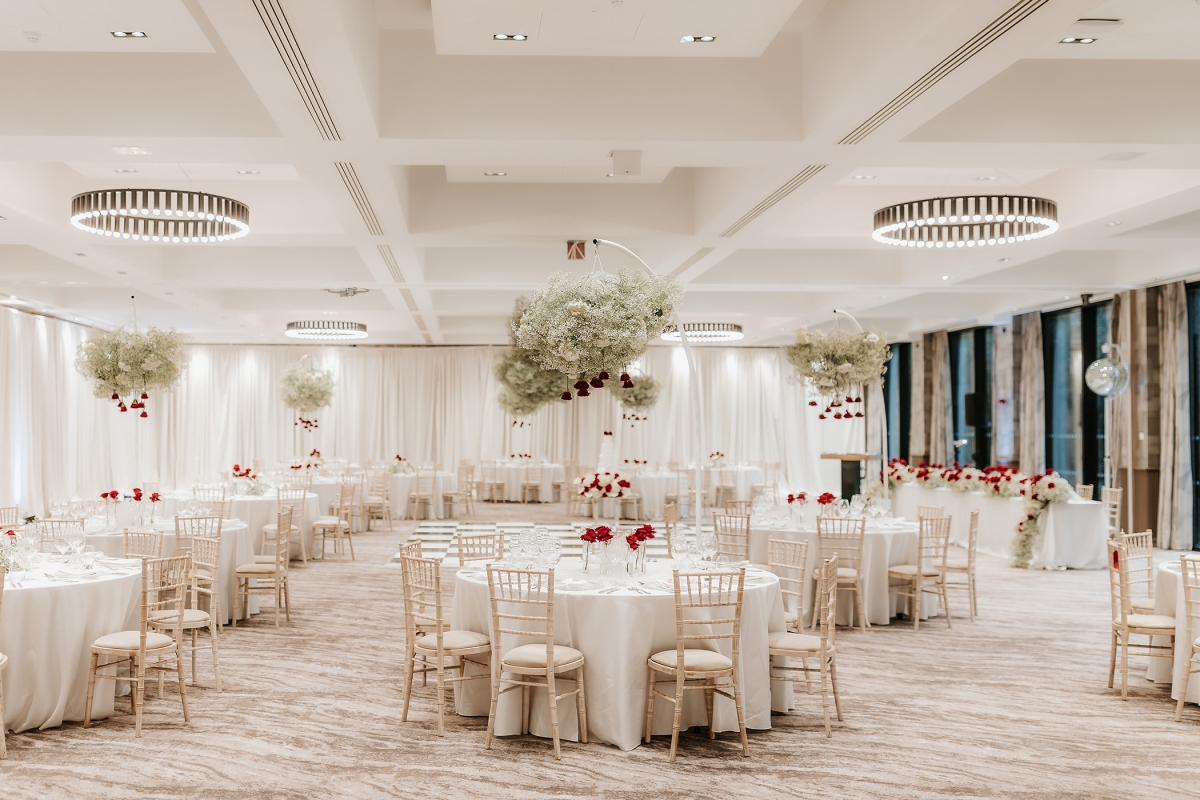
75,325 -> 186,400
280,362 -> 334,412
610,373 -> 661,412
865,333 -> 880,343
783,327 -> 890,401
495,297 -> 574,417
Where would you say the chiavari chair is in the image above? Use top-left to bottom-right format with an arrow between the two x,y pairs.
1075,483 -> 1094,500
363,470 -> 394,531
644,568 -> 749,761
234,509 -> 292,628
457,532 -> 505,564
314,484 -> 355,562
1102,487 -> 1123,538
150,536 -> 222,692
664,470 -> 692,518
407,467 -> 437,520
724,499 -> 753,517
521,462 -> 544,504
398,538 -> 423,560
769,538 -> 810,634
479,462 -> 504,503
815,516 -> 867,632
203,499 -> 234,520
1107,541 -> 1174,699
711,467 -> 737,511
174,515 -> 221,557
28,517 -> 85,552
123,529 -> 164,560
940,510 -> 979,621
1119,531 -> 1155,614
259,487 -> 307,563
485,565 -> 587,760
443,467 -> 475,519
888,516 -> 952,631
0,505 -> 18,527
916,504 -> 944,521
552,461 -> 573,503
85,555 -> 191,737
712,513 -> 750,562
1176,556 -> 1200,722
193,484 -> 226,502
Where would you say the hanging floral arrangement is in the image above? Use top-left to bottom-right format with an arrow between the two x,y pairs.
512,268 -> 682,386
784,327 -> 890,414
281,361 -> 334,429
75,325 -> 186,418
495,297 -> 573,416
611,373 -> 661,412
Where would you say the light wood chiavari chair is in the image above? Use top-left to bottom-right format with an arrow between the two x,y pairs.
940,510 -> 979,620
192,484 -> 226,502
480,462 -> 505,503
443,467 -> 476,519
815,516 -> 867,632
174,515 -> 221,557
150,536 -> 222,692
769,555 -> 843,737
313,483 -> 355,561
457,532 -> 504,564
407,467 -> 436,520
1119,531 -> 1155,614
1075,483 -> 1094,500
398,538 -> 423,560
29,518 -> 85,552
1102,487 -> 1123,538
0,566 -> 6,758
644,568 -> 749,762
751,462 -> 780,501
0,506 -> 17,526
363,471 -> 394,531
485,566 -> 587,760
1107,541 -> 1174,699
889,516 -> 952,631
521,463 -> 544,504
259,488 -> 307,563
234,508 -> 292,628
339,472 -> 368,532
401,555 -> 492,736
124,529 -> 164,560
662,502 -> 678,558
724,499 -> 753,516
552,461 -> 573,503
565,465 -> 594,518
916,504 -> 944,521
85,555 -> 191,737
711,468 -> 737,510
769,538 -> 809,633
664,470 -> 692,518
202,499 -> 234,520
712,513 -> 750,562
1176,555 -> 1200,722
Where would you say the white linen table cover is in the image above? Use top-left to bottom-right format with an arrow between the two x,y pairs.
159,490 -> 318,558
495,463 -> 564,503
890,484 -> 1107,569
1147,561 -> 1199,704
393,471 -> 458,519
1,562 -> 141,732
450,558 -> 786,751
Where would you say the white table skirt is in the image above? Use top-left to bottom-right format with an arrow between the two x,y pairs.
393,472 -> 458,520
450,559 -> 786,751
495,463 -> 564,503
159,491 -> 317,560
749,520 -> 932,626
84,519 -> 259,624
890,484 -> 1107,569
1,564 -> 141,733
1148,561 -> 1197,703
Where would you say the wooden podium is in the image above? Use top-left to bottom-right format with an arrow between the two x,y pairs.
820,453 -> 873,499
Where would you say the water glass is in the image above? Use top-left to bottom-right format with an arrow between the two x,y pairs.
544,537 -> 561,567
81,545 -> 98,569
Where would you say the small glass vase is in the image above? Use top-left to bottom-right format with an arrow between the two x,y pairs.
598,542 -> 616,578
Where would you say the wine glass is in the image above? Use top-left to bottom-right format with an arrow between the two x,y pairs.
67,531 -> 85,559
698,530 -> 717,564
54,537 -> 71,559
81,545 -> 98,570
544,537 -> 561,568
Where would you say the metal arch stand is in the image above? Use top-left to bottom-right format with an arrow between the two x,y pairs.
832,308 -> 889,500
592,238 -> 706,532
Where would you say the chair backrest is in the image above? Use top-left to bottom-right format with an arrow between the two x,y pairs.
193,484 -> 227,502
815,516 -> 866,570
813,555 -> 839,648
1180,556 -> 1200,649
29,518 -> 85,551
267,509 -> 292,575
1102,487 -> 1123,533
1119,530 -> 1154,602
964,510 -> 979,570
712,513 -> 750,562
672,469 -> 691,494
716,467 -> 736,488
917,504 -> 945,520
365,470 -> 390,498
124,528 -> 164,559
401,555 -> 445,644
526,462 -> 544,483
458,532 -> 504,563
457,466 -> 475,490
917,516 -> 952,572
481,462 -> 498,482
0,505 -> 18,526
191,536 -> 221,605
398,538 -> 422,560
663,502 -> 678,558
668,569 -> 745,667
332,482 -> 357,516
415,467 -> 435,495
1075,483 -> 1094,500
174,515 -> 222,554
724,499 -> 753,516
486,566 -> 555,660
768,538 -> 809,630
1107,541 -> 1132,625
139,555 -> 191,650
277,486 -> 308,527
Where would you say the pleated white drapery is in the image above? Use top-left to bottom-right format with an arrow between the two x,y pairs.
1156,282 -> 1192,550
0,310 -> 848,515
928,331 -> 952,465
1017,312 -> 1046,475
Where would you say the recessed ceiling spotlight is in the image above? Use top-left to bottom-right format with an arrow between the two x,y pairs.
493,34 -> 527,40
112,146 -> 149,155
679,35 -> 716,43
998,258 -> 1011,263
976,175 -> 999,181
111,31 -> 147,38
1105,220 -> 1123,227
1060,37 -> 1096,44
483,172 -> 506,177
113,168 -> 137,174
606,173 -> 615,177
941,275 -> 951,281
853,175 -> 875,180
237,169 -> 259,175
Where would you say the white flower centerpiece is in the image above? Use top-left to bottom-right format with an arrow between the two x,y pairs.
305,449 -> 324,469
391,455 -> 415,475
1014,471 -> 1072,568
785,327 -> 890,419
577,472 -> 631,500
707,451 -> 726,469
75,324 -> 186,418
230,464 -> 268,497
281,360 -> 334,431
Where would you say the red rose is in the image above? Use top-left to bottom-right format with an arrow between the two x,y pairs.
1047,482 -> 1056,489
617,479 -> 631,489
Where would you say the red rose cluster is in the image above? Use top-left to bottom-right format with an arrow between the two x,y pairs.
232,464 -> 256,479
816,492 -> 837,505
149,492 -> 161,503
561,372 -> 635,401
296,416 -> 319,431
100,490 -> 119,500
110,390 -> 152,418
580,525 -> 614,544
786,493 -> 806,504
131,487 -> 144,502
816,395 -> 865,421
626,524 -> 656,550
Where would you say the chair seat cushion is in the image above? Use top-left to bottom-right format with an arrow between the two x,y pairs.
94,630 -> 175,651
888,564 -> 942,578
502,644 -> 584,669
365,496 -> 386,504
941,559 -> 969,571
814,567 -> 859,581
313,516 -> 348,528
414,630 -> 491,653
649,649 -> 733,672
148,608 -> 211,628
1127,614 -> 1176,630
261,524 -> 300,535
768,631 -> 823,654
1130,599 -> 1155,614
254,554 -> 285,564
236,563 -> 284,576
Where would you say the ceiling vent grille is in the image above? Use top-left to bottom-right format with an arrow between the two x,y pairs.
668,247 -> 715,278
377,244 -> 404,284
378,245 -> 433,343
335,162 -> 383,235
252,0 -> 341,141
720,165 -> 826,238
838,0 -> 1050,145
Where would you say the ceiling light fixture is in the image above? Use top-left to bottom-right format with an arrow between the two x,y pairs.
484,172 -> 506,177
113,168 -> 137,174
237,169 -> 259,175
285,320 -> 368,340
976,175 -> 999,181
493,34 -> 527,40
325,287 -> 370,298
872,194 -> 1059,249
1105,221 -> 1123,227
70,188 -> 250,242
112,146 -> 149,155
680,35 -> 716,43
661,322 -> 743,343
111,31 -> 147,38
1059,37 -> 1096,43
853,175 -> 876,180
942,275 -> 951,281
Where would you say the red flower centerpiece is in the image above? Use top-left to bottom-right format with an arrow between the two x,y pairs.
580,525 -> 614,570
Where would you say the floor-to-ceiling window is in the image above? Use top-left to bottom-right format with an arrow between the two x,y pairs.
1187,284 -> 1200,550
883,342 -> 911,462
949,327 -> 992,467
1043,308 -> 1083,485
1081,300 -> 1112,491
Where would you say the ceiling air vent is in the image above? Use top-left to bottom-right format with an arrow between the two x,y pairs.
252,0 -> 341,141
335,162 -> 383,236
720,165 -> 827,238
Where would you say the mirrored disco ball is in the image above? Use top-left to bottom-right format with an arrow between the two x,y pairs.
1085,358 -> 1129,397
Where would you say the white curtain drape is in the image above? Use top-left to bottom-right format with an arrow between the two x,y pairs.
1,310 -> 840,515
1017,312 -> 1046,474
928,331 -> 952,465
1157,282 -> 1192,550
908,338 -> 926,462
992,322 -> 1015,463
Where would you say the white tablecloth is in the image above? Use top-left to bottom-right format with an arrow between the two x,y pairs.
891,484 -> 1107,570
159,491 -> 318,559
749,519 -> 933,626
450,558 -> 786,751
84,518 -> 258,624
393,471 -> 458,520
1148,561 -> 1198,703
495,463 -> 563,503
1,561 -> 141,732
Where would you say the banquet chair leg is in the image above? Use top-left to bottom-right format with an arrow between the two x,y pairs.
210,621 -> 222,693
547,672 -> 561,760
802,657 -> 814,694
705,686 -> 715,739
820,657 -> 832,738
733,674 -> 749,756
176,650 -> 190,723
969,577 -> 977,620
134,657 -> 146,737
84,652 -> 99,728
159,663 -> 165,699
911,582 -> 920,632
856,580 -> 868,632
940,579 -> 952,628
346,529 -> 356,561
643,666 -> 655,743
0,671 -> 6,759
1108,630 -> 1117,688
1176,653 -> 1196,721
283,579 -> 291,622
191,630 -> 198,685
669,672 -> 685,762
1120,636 -> 1130,699
485,663 -> 500,750
830,655 -> 843,722
575,667 -> 587,744
401,640 -> 416,722
521,685 -> 530,735
435,657 -> 447,737
273,583 -> 281,628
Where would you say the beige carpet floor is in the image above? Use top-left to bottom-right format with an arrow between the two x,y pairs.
3,503 -> 1198,799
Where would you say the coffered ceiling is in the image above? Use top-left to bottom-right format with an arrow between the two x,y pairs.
2,0 -> 1200,346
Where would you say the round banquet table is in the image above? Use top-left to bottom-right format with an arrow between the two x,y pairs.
749,518 -> 938,626
1,558 -> 141,733
159,490 -> 317,559
450,558 -> 787,751
83,518 -> 259,624
495,463 -> 564,503
393,471 -> 458,520
1147,560 -> 1199,704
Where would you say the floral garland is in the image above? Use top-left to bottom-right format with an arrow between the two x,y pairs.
577,472 -> 631,499
75,325 -> 186,417
513,268 -> 682,377
1014,471 -> 1071,568
784,327 -> 890,406
610,373 -> 661,412
0,528 -> 18,570
280,362 -> 334,417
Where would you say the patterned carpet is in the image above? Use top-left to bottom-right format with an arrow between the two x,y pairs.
3,502 -> 1199,799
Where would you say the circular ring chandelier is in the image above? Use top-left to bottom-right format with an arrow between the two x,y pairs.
70,189 -> 250,242
285,321 -> 368,341
661,322 -> 744,342
872,194 -> 1057,248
